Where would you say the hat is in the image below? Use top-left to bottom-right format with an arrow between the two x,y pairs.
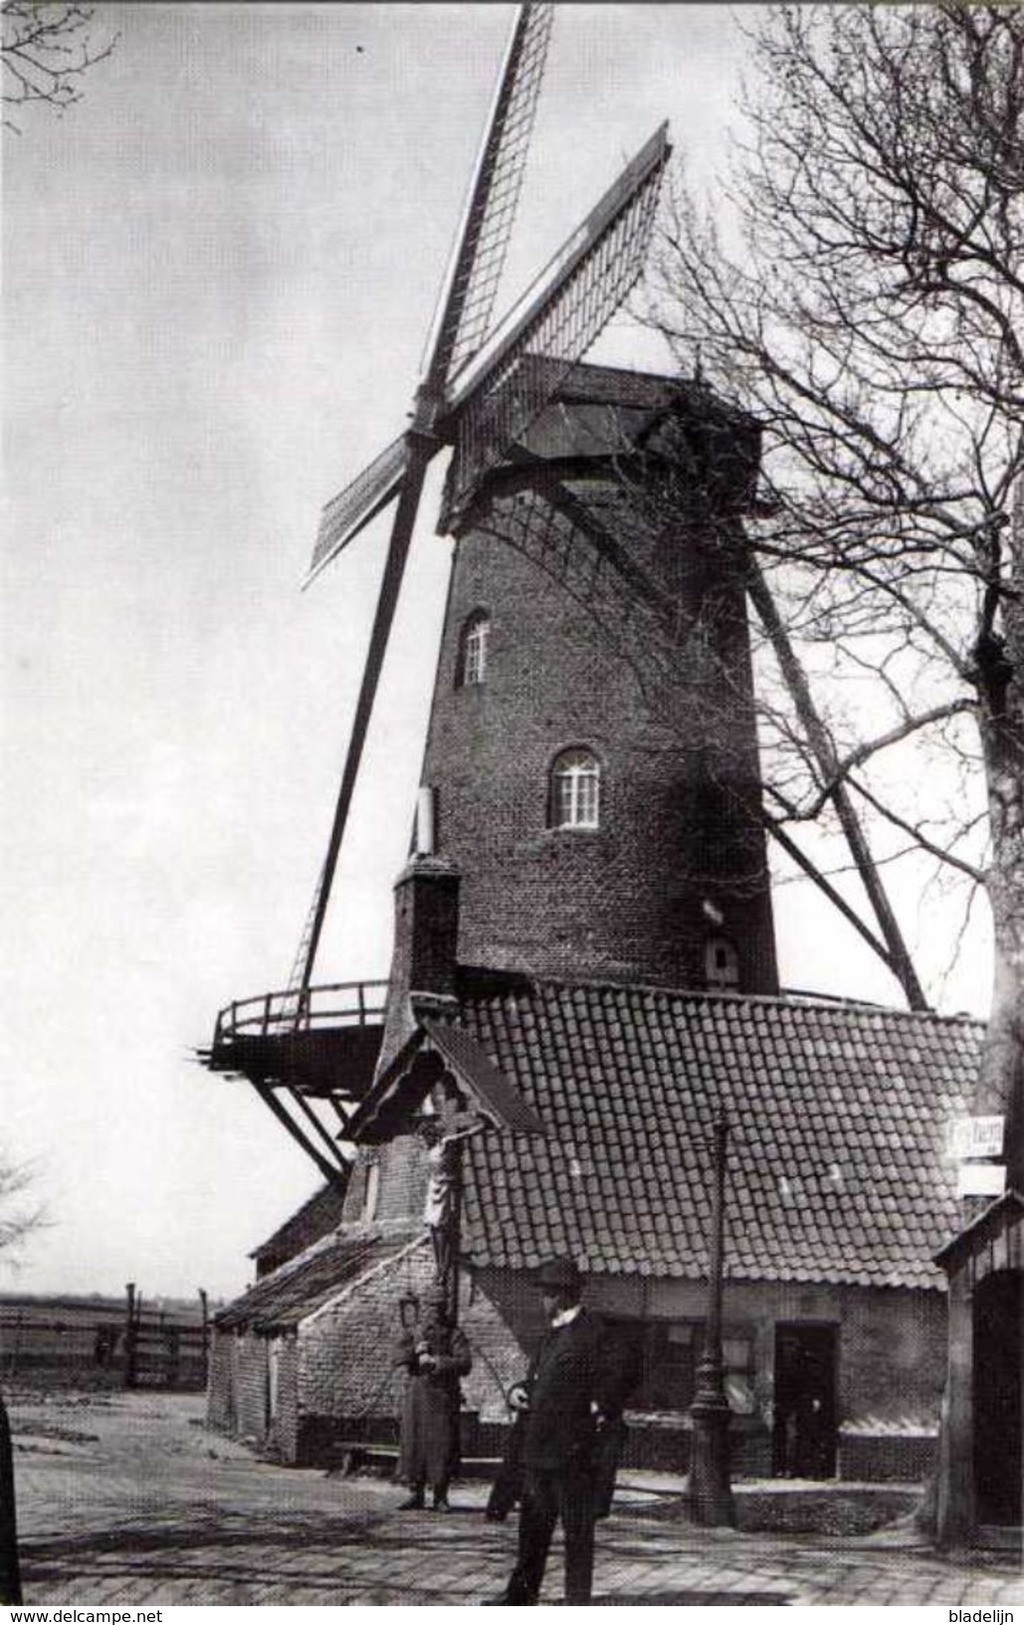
534,1256 -> 582,1293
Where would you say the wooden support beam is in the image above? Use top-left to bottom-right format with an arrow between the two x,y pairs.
285,1085 -> 349,1172
747,558 -> 929,1011
253,1082 -> 345,1185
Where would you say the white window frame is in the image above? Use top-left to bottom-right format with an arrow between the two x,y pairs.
363,1161 -> 381,1222
459,612 -> 489,687
550,748 -> 601,830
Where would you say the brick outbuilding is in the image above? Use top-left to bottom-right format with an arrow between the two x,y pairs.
210,970 -> 982,1483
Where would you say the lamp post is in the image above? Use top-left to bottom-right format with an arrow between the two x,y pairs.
688,1109 -> 735,1526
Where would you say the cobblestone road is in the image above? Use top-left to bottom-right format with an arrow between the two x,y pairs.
8,1392 -> 1022,1607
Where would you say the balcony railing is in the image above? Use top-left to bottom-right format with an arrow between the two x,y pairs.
213,980 -> 389,1048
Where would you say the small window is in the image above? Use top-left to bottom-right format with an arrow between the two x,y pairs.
606,1317 -> 756,1415
363,1161 -> 380,1223
457,611 -> 489,687
704,936 -> 739,990
549,747 -> 601,830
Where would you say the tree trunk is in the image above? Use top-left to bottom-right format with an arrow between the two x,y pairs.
974,518 -> 1024,1186
928,495 -> 1024,1550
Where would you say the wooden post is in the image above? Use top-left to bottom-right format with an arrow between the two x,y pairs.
198,1289 -> 209,1387
935,1261 -> 976,1549
0,1389 -> 22,1604
124,1283 -> 138,1390
7,1313 -> 23,1383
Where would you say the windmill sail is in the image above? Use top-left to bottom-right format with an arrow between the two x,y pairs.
444,122 -> 671,512
306,4 -> 553,590
436,2 -> 554,384
307,433 -> 410,587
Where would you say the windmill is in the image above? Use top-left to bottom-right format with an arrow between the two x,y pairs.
204,3 -> 672,1170
296,5 -> 668,993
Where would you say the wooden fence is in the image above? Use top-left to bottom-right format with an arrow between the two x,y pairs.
0,1294 -> 209,1391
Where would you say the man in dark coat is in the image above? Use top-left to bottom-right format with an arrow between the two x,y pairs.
395,1284 -> 471,1511
485,1256 -> 637,1605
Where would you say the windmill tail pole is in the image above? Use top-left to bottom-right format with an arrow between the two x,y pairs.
746,557 -> 929,1012
0,1389 -> 22,1605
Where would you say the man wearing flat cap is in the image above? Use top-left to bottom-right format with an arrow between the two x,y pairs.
394,1282 -> 471,1512
485,1255 -> 636,1606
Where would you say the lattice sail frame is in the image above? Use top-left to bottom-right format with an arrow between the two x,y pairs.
440,2 -> 555,382
445,123 -> 670,509
310,435 -> 409,582
307,3 -> 555,588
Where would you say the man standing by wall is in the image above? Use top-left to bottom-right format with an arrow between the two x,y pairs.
485,1257 -> 637,1605
394,1284 -> 471,1512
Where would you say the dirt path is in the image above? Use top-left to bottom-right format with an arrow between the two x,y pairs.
9,1390 -> 394,1536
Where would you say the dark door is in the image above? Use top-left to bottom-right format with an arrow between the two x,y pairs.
772,1324 -> 838,1479
973,1270 -> 1022,1526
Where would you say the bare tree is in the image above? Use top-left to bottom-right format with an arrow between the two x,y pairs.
639,2 -> 1024,1174
0,1156 -> 44,1260
2,1 -> 117,132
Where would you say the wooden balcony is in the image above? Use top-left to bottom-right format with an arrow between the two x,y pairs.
202,980 -> 388,1102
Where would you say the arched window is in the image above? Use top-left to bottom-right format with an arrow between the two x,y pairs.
549,747 -> 601,830
704,936 -> 740,990
457,610 -> 490,687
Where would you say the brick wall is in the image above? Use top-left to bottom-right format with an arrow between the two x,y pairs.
291,1244 -> 532,1464
836,1285 -> 947,1430
213,1244 -> 946,1483
342,1135 -> 430,1231
299,1237 -> 430,1418
267,1333 -> 300,1462
420,471 -> 778,995
225,1328 -> 270,1445
207,1325 -> 301,1458
377,1135 -> 430,1226
460,1270 -> 945,1480
207,1328 -> 234,1430
839,1430 -> 937,1484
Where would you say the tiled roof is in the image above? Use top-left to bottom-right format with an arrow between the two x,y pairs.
351,1018 -> 547,1143
453,976 -> 984,1292
250,1181 -> 348,1267
216,1228 -> 416,1331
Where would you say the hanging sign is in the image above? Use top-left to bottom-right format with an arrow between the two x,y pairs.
947,1115 -> 1005,1161
956,1162 -> 1007,1199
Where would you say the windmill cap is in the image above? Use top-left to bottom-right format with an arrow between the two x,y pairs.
534,1256 -> 582,1292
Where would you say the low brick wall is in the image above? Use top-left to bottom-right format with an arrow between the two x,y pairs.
734,1484 -> 920,1535
839,1430 -> 936,1484
295,1411 -> 401,1469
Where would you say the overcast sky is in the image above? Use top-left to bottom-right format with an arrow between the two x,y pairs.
2,2 -> 990,1304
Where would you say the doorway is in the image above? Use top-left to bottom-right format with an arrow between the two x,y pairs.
973,1270 -> 1022,1526
772,1323 -> 838,1479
